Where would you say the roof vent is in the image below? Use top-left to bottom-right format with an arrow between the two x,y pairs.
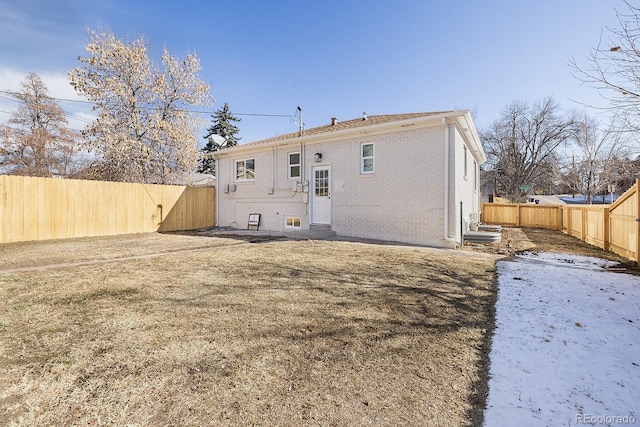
363,112 -> 368,121
331,117 -> 338,126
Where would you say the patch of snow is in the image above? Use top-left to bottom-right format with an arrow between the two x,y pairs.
484,252 -> 640,427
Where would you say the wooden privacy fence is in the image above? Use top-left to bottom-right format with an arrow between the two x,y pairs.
481,178 -> 640,263
0,175 -> 216,244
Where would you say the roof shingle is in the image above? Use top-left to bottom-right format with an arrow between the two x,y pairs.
238,111 -> 453,148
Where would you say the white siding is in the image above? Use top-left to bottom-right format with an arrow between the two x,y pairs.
325,126 -> 447,246
217,148 -> 309,231
452,125 -> 482,235
216,115 -> 483,248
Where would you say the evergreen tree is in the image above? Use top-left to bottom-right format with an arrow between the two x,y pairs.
199,102 -> 241,175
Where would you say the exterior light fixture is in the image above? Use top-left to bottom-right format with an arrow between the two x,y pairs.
314,152 -> 322,162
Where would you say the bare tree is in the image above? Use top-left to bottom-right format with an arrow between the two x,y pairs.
0,72 -> 82,177
480,98 -> 576,202
565,114 -> 632,203
608,155 -> 640,191
570,1 -> 640,133
69,29 -> 212,183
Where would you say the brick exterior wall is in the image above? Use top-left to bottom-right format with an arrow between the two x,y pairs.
216,117 -> 481,248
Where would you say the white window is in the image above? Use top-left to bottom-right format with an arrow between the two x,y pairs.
288,152 -> 300,179
285,216 -> 301,229
474,160 -> 478,191
463,145 -> 468,179
361,143 -> 374,174
235,158 -> 255,182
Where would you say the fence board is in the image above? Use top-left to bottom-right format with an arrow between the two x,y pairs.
481,203 -> 562,229
608,179 -> 639,263
0,175 -> 216,244
482,179 -> 639,263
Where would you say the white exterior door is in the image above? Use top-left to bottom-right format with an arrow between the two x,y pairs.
311,165 -> 331,225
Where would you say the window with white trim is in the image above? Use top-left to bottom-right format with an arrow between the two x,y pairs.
463,145 -> 468,179
235,158 -> 255,181
361,143 -> 374,174
285,216 -> 301,229
288,152 -> 300,179
473,160 -> 478,191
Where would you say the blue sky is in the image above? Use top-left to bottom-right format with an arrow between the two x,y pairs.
0,0 -> 628,144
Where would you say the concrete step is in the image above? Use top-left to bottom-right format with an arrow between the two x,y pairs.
285,225 -> 335,239
464,231 -> 502,244
309,224 -> 332,231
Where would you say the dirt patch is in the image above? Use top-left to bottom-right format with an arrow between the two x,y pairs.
465,227 -> 637,271
0,235 -> 500,426
463,227 -> 535,256
520,228 -> 639,275
519,228 -> 624,259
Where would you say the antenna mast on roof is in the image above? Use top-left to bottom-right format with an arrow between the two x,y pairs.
297,106 -> 304,137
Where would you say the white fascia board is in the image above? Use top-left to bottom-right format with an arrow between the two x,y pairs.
214,111 -> 464,159
447,111 -> 486,164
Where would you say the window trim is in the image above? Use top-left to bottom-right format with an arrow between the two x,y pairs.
284,216 -> 302,229
361,142 -> 375,174
288,152 -> 301,179
234,158 -> 255,182
473,160 -> 478,192
463,145 -> 468,179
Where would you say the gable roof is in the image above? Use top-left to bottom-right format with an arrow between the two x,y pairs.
238,112 -> 453,148
214,110 -> 485,163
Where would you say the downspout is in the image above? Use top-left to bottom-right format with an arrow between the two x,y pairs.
460,200 -> 464,248
302,140 -> 308,215
215,155 -> 220,227
272,146 -> 277,191
301,140 -> 305,184
443,120 -> 457,245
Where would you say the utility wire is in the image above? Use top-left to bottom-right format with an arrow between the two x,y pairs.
0,89 -> 294,119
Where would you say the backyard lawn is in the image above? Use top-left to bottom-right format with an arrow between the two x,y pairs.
0,233 -> 500,426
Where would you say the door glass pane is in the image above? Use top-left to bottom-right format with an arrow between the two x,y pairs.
315,169 -> 328,196
246,159 -> 255,179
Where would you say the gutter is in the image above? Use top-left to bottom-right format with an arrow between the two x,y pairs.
213,111 -> 464,158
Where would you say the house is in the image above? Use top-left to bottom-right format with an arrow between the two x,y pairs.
213,111 -> 485,248
167,172 -> 215,187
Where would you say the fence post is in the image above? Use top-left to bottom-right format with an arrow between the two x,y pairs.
516,204 -> 521,227
557,206 -> 563,231
603,205 -> 610,252
581,208 -> 587,242
636,178 -> 640,265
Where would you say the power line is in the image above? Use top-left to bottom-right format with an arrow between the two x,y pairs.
0,89 -> 294,119
223,112 -> 292,118
0,123 -> 85,134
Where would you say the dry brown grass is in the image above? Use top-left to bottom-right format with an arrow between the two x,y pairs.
0,234 -> 500,426
519,228 -> 629,260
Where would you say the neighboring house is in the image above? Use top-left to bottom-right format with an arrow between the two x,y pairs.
214,111 -> 485,248
480,179 -> 495,204
166,172 -> 215,187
